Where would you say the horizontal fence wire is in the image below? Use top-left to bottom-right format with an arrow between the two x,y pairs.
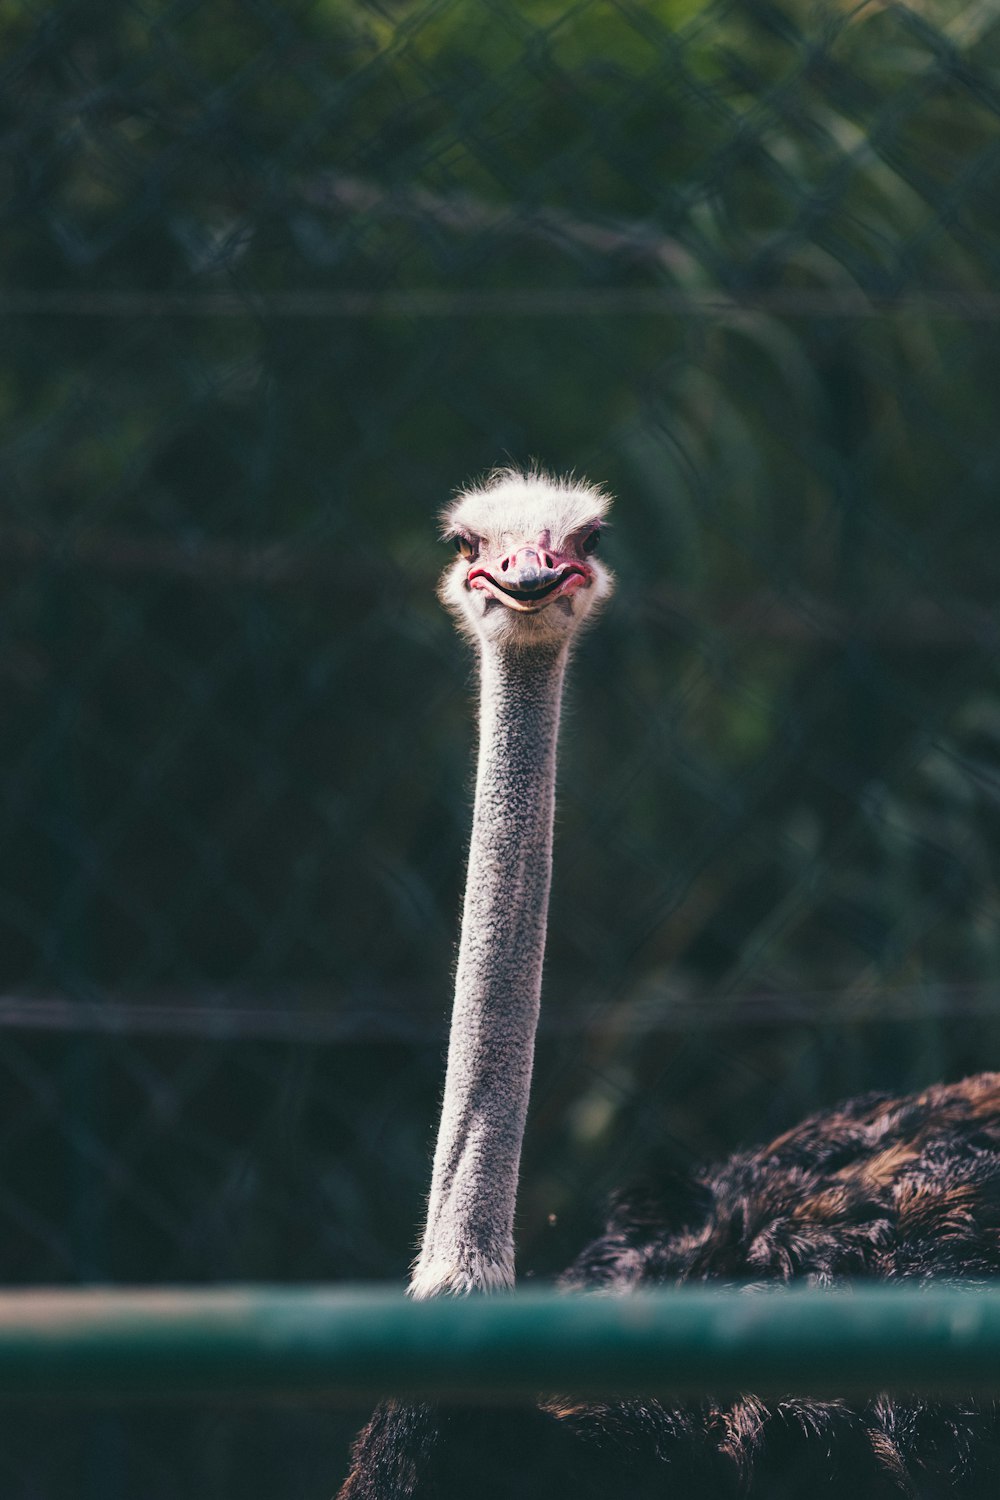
10,290 -> 1000,317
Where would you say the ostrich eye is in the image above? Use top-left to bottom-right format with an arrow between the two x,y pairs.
454,535 -> 477,560
582,528 -> 601,555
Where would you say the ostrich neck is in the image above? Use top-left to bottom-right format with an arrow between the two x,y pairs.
410,640 -> 568,1298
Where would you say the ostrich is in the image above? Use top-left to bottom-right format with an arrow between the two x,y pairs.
339,468 -> 1000,1498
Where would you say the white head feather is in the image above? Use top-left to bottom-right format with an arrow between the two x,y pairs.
439,467 -> 614,650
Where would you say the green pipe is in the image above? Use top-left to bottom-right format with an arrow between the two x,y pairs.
1,1285 -> 1000,1402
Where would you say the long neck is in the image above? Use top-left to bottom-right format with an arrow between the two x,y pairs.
410,641 -> 568,1298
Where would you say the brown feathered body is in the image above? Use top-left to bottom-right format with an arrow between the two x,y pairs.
339,1072 -> 1000,1498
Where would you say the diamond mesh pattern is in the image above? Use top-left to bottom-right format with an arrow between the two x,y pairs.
2,0 -> 1000,1492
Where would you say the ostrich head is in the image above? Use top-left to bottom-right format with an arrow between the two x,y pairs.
440,468 -> 614,649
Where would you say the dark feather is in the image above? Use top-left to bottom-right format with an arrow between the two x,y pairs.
339,1073 -> 1000,1497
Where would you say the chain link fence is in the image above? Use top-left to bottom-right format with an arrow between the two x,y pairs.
3,0 -> 1000,1493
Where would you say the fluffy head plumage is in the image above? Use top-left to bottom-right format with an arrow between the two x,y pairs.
442,467 -> 613,547
439,467 -> 615,650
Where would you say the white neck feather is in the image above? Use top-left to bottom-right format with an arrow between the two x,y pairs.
410,640 -> 568,1298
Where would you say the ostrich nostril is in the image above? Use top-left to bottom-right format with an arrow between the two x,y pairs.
501,558 -> 509,572
544,553 -> 553,568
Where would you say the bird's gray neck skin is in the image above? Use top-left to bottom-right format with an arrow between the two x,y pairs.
410,641 -> 568,1299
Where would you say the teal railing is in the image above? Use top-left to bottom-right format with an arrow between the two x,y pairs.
1,1286 -> 999,1402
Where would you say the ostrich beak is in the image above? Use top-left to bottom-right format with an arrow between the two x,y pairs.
504,547 -> 563,594
467,543 -> 590,611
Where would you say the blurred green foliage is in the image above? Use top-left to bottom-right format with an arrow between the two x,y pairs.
2,1 -> 1000,1491
2,0 -> 999,1002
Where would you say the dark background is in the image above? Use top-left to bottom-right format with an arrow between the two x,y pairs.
2,0 -> 1000,1494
